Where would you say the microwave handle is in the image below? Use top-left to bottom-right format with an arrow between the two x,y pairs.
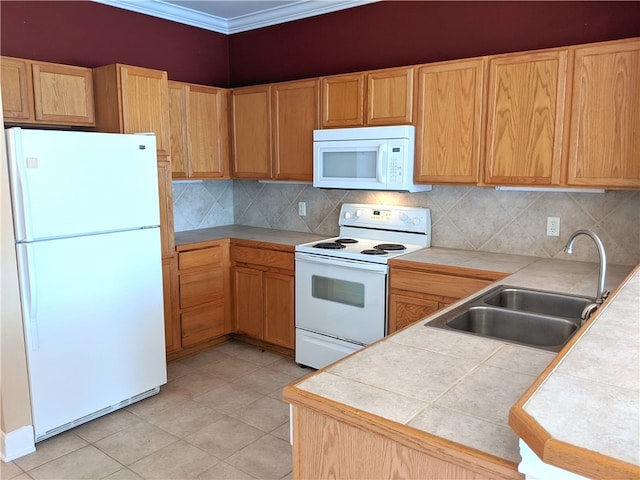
377,144 -> 387,182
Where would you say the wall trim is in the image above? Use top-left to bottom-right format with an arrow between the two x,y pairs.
1,425 -> 35,463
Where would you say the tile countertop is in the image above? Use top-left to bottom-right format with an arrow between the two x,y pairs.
174,225 -> 326,249
286,248 -> 639,476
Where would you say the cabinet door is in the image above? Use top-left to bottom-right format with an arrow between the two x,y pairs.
388,293 -> 439,335
119,65 -> 171,156
168,81 -> 189,178
162,256 -> 180,354
415,59 -> 485,184
181,302 -> 225,348
156,158 -> 175,259
320,73 -> 364,127
1,57 -> 34,121
32,62 -> 95,125
567,40 -> 640,188
366,67 -> 414,125
263,271 -> 294,349
272,79 -> 319,181
188,85 -> 228,178
231,85 -> 272,179
484,50 -> 568,185
233,266 -> 264,339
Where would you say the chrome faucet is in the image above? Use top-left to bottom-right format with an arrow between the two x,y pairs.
564,229 -> 610,322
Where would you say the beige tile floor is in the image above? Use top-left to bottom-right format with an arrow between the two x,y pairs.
2,341 -> 314,480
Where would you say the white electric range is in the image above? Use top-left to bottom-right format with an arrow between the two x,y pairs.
295,203 -> 431,369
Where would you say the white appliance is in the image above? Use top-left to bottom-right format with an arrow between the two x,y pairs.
313,125 -> 431,192
5,127 -> 167,443
295,203 -> 431,369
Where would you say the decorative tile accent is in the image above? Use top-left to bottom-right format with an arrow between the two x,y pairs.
174,180 -> 640,266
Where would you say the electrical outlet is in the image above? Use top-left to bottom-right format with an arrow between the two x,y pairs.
547,216 -> 560,237
298,201 -> 306,217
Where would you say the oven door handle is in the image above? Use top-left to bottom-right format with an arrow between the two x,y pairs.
295,252 -> 388,273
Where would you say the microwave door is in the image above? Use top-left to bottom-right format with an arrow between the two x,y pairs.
313,140 -> 387,189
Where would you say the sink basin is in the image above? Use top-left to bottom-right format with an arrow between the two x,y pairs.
483,287 -> 593,319
425,285 -> 591,352
443,306 -> 578,348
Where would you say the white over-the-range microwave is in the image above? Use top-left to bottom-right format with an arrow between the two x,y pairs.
313,125 -> 431,192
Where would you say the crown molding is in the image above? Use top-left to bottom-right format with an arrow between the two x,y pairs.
93,0 -> 378,34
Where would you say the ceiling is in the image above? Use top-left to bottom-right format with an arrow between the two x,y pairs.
94,0 -> 378,34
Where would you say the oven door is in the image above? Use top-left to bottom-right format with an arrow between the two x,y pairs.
295,252 -> 387,345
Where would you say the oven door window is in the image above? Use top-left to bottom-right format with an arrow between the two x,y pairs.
311,275 -> 364,308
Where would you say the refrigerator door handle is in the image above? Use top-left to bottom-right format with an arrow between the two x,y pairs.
18,246 -> 39,350
6,130 -> 32,241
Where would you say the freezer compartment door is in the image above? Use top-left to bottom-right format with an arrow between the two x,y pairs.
6,128 -> 159,241
16,228 -> 166,439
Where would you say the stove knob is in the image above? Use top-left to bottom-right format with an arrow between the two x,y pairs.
355,209 -> 362,217
344,211 -> 352,219
401,213 -> 410,223
411,217 -> 421,225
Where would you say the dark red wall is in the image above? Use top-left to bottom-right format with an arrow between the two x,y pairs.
2,1 -> 639,88
229,1 -> 640,86
0,1 -> 231,86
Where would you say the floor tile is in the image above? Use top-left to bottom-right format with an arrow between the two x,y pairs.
72,408 -> 143,443
229,396 -> 290,433
197,355 -> 261,383
13,431 -> 88,471
270,422 -> 291,443
144,399 -> 223,438
162,369 -> 228,398
28,445 -> 122,480
232,366 -> 298,395
103,468 -> 144,479
184,415 -> 265,459
193,382 -> 264,415
226,434 -> 293,480
94,422 -> 178,465
0,461 -> 24,480
128,440 -> 219,479
125,389 -> 190,419
197,461 -> 257,479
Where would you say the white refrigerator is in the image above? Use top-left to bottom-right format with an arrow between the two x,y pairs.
5,127 -> 167,443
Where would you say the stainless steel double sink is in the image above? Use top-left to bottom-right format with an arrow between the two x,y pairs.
425,285 -> 596,352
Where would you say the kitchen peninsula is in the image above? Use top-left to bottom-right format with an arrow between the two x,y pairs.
283,248 -> 639,479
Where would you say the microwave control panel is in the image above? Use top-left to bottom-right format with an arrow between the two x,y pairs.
387,144 -> 405,187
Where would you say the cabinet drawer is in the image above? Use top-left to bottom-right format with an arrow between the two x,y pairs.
390,270 -> 492,299
178,245 -> 222,270
179,269 -> 223,308
231,245 -> 293,271
181,302 -> 225,347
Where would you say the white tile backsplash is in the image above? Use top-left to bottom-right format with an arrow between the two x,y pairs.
173,180 -> 640,266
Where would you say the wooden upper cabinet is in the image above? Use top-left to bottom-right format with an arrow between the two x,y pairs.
32,63 -> 95,125
2,56 -> 94,126
321,67 -> 414,127
168,80 -> 229,179
367,67 -> 414,125
483,50 -> 568,186
567,39 -> 640,188
321,73 -> 364,127
231,85 -> 272,179
272,79 -> 319,181
1,57 -> 33,121
93,64 -> 171,155
415,58 -> 485,184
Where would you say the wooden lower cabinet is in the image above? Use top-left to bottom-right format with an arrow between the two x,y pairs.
388,262 -> 508,334
287,404 -> 521,480
175,240 -> 230,352
231,243 -> 295,349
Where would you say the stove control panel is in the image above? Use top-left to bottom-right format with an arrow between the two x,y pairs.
339,203 -> 431,235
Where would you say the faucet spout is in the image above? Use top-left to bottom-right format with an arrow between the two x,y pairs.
564,229 -> 609,304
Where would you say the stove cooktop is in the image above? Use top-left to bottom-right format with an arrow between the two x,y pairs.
295,203 -> 431,264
